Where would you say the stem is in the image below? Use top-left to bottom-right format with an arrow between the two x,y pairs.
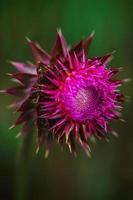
14,131 -> 33,200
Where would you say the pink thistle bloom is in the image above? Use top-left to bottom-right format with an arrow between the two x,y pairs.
2,30 -> 126,157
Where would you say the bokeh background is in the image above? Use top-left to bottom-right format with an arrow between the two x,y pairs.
0,0 -> 133,200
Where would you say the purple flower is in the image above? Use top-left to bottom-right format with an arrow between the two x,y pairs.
2,30 -> 126,156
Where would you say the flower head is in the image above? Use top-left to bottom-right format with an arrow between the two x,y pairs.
2,30 -> 126,156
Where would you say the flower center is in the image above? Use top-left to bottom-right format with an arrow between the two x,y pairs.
61,82 -> 99,121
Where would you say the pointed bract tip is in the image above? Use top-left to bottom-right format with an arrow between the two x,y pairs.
9,124 -> 15,130
74,152 -> 77,158
0,89 -> 6,93
45,149 -> 49,159
123,78 -> 132,83
111,50 -> 116,55
120,118 -> 126,123
36,147 -> 39,154
105,50 -> 116,57
16,132 -> 21,138
86,150 -> 91,158
25,36 -> 32,43
90,30 -> 95,38
112,130 -> 119,137
8,60 -> 14,64
125,95 -> 131,99
105,137 -> 110,142
7,60 -> 13,65
9,61 -> 18,67
57,27 -> 62,35
7,104 -> 14,109
26,37 -> 37,47
6,73 -> 12,76
90,135 -> 97,143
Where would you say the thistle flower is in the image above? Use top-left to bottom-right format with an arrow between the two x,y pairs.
2,30 -> 126,157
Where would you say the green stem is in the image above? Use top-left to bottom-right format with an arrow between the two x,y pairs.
14,131 -> 33,200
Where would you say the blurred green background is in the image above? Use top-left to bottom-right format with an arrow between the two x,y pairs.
0,0 -> 133,199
